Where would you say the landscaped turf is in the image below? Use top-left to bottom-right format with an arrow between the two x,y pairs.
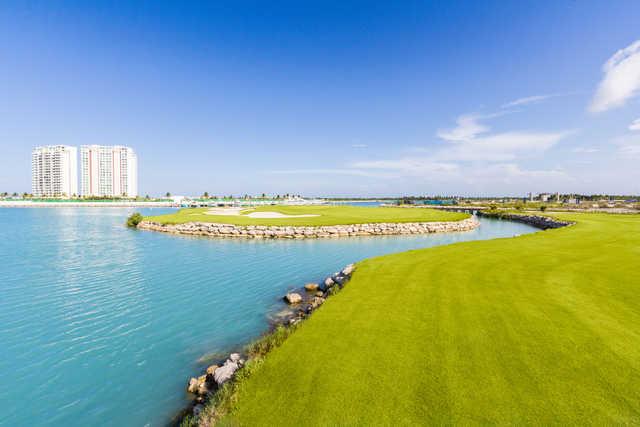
143,205 -> 468,227
214,213 -> 640,425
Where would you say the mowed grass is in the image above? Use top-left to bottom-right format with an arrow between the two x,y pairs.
216,213 -> 640,425
144,205 -> 468,227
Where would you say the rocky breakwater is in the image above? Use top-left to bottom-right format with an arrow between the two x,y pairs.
479,212 -> 573,230
137,217 -> 479,239
182,263 -> 357,423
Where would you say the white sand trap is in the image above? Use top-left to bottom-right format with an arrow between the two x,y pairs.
246,212 -> 319,219
203,207 -> 319,219
203,207 -> 243,216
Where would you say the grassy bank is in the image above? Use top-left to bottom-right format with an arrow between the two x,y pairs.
203,212 -> 640,425
144,205 -> 468,227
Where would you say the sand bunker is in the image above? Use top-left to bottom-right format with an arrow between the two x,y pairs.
203,207 -> 319,219
246,212 -> 319,218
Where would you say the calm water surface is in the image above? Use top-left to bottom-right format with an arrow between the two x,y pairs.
0,208 -> 537,426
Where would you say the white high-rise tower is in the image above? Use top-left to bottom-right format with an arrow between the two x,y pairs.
80,145 -> 138,197
31,145 -> 78,197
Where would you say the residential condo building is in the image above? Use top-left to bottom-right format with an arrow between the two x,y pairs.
31,145 -> 78,197
80,145 -> 138,197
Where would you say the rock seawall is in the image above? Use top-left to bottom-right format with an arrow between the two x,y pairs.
181,263 -> 358,424
477,212 -> 572,229
137,217 -> 479,239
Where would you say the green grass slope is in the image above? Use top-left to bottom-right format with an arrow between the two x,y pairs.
144,205 -> 468,227
219,213 -> 640,425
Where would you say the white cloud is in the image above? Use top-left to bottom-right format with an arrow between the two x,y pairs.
350,159 -> 460,177
351,143 -> 368,148
629,118 -> 640,131
501,93 -> 567,109
267,168 -> 389,178
611,134 -> 640,158
572,147 -> 599,153
436,114 -> 490,142
590,39 -> 640,113
434,131 -> 573,162
472,163 -> 569,182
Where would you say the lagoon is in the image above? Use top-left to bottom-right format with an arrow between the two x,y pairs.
0,208 -> 537,426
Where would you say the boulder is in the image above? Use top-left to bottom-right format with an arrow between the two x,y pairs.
324,277 -> 335,287
206,364 -> 218,376
333,275 -> 346,285
284,292 -> 302,304
342,264 -> 355,276
304,283 -> 319,292
187,374 -> 207,394
229,353 -> 241,363
315,291 -> 324,297
213,360 -> 239,385
187,377 -> 199,394
197,381 -> 210,395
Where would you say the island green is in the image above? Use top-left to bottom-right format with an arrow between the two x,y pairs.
202,212 -> 640,425
144,205 -> 469,227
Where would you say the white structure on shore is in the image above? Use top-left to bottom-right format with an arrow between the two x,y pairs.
80,145 -> 138,197
31,145 -> 78,197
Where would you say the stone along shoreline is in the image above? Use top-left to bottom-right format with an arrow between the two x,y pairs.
137,216 -> 480,239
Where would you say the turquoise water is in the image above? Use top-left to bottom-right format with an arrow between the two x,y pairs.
0,208 -> 537,426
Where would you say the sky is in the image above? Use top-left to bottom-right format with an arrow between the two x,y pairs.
1,1 -> 639,197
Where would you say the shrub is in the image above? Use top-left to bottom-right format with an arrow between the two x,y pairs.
540,205 -> 547,212
126,212 -> 143,228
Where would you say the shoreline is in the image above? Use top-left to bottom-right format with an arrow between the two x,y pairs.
173,212 -> 573,425
0,201 -> 178,208
137,216 -> 480,239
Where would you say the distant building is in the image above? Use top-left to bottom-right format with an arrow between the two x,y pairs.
539,193 -> 551,202
80,145 -> 138,197
31,145 -> 78,197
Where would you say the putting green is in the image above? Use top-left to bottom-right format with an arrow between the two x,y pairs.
212,213 -> 640,425
144,205 -> 468,227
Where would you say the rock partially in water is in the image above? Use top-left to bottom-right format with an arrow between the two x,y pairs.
304,283 -> 319,292
187,374 -> 208,394
187,377 -> 199,394
206,365 -> 218,376
342,264 -> 355,276
284,292 -> 302,304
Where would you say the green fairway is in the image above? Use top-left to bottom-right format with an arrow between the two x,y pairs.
143,205 -> 468,227
213,213 -> 640,425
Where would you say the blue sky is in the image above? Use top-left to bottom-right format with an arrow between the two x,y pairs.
1,1 -> 639,197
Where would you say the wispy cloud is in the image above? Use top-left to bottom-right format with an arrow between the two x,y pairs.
349,159 -> 459,177
434,130 -> 573,162
501,93 -> 568,109
266,168 -> 396,178
351,143 -> 368,148
436,113 -> 491,142
435,112 -> 574,161
572,147 -> 599,153
590,39 -> 640,113
629,118 -> 640,131
611,135 -> 640,158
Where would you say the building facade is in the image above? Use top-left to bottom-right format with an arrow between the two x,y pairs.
31,145 -> 78,197
80,145 -> 138,197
